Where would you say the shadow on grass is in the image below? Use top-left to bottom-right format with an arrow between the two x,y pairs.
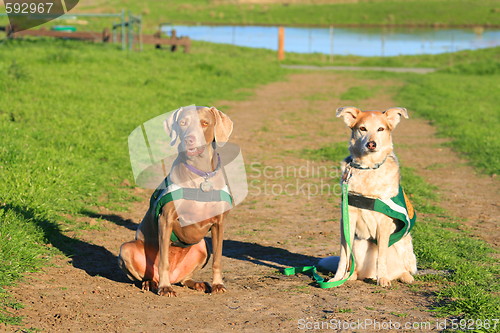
81,209 -> 138,231
4,204 -> 129,284
222,239 -> 320,270
6,202 -> 319,286
83,210 -> 320,271
81,212 -> 321,296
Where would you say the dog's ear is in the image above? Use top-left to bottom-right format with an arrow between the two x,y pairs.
164,108 -> 181,146
383,107 -> 409,130
336,106 -> 361,128
210,106 -> 233,147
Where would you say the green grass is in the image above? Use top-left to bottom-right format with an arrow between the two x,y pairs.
303,143 -> 499,321
298,46 -> 500,176
75,0 -> 500,29
283,46 -> 500,69
397,55 -> 500,175
340,85 -> 376,101
285,42 -> 500,176
303,141 -> 349,164
3,0 -> 496,32
0,38 -> 285,324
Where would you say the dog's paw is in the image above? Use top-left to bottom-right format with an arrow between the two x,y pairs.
211,284 -> 227,294
193,282 -> 210,292
399,272 -> 414,284
141,280 -> 158,292
377,277 -> 392,287
157,286 -> 177,297
183,280 -> 210,292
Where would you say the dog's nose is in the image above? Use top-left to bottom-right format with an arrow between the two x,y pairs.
184,135 -> 196,146
366,141 -> 377,150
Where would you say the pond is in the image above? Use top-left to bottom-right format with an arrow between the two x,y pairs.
164,25 -> 500,57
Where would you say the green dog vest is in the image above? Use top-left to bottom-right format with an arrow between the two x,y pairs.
150,177 -> 233,248
348,185 -> 416,247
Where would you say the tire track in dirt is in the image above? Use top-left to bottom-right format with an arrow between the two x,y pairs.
5,72 -> 498,332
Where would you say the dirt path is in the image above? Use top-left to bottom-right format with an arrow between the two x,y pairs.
5,72 -> 499,332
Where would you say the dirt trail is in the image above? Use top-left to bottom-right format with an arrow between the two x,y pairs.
5,72 -> 499,332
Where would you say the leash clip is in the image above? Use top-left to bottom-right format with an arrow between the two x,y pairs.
342,165 -> 353,184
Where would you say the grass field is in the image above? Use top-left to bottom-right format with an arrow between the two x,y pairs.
398,64 -> 500,175
284,46 -> 500,69
294,46 -> 500,175
0,39 -> 285,323
76,0 -> 500,29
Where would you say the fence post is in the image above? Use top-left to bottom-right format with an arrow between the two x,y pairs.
278,26 -> 285,61
128,11 -> 133,50
121,9 -> 125,51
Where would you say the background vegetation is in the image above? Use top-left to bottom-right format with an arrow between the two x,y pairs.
398,64 -> 500,175
284,46 -> 500,69
1,0 -> 498,32
77,0 -> 500,29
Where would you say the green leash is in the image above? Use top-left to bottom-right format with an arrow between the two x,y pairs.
283,181 -> 355,288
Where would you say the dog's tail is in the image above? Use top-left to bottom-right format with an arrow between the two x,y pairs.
317,256 -> 340,273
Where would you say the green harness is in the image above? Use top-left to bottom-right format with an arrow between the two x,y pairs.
348,185 -> 416,247
150,177 -> 233,248
283,182 -> 416,288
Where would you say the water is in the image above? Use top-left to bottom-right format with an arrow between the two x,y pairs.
164,25 -> 500,57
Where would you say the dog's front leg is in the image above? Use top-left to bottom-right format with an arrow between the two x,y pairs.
330,218 -> 349,282
157,212 -> 176,296
330,207 -> 358,282
376,220 -> 392,287
210,215 -> 226,293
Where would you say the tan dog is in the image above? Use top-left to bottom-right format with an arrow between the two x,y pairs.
119,106 -> 233,296
328,106 -> 417,287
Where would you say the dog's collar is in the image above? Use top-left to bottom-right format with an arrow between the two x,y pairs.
346,155 -> 388,170
183,153 -> 221,179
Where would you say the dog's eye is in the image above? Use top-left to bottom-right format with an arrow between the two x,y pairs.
179,119 -> 187,126
378,127 -> 385,132
201,120 -> 209,127
359,126 -> 367,131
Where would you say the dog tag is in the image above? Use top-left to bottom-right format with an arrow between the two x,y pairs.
200,180 -> 213,192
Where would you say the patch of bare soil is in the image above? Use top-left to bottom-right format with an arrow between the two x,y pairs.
6,72 -> 498,332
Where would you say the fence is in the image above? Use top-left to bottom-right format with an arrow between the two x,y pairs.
0,11 -> 142,50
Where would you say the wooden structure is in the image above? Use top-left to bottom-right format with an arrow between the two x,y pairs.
1,11 -> 190,52
4,25 -> 191,53
6,25 -> 110,42
147,30 -> 191,53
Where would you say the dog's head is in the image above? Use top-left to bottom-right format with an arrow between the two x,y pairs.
164,106 -> 233,157
336,106 -> 408,157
